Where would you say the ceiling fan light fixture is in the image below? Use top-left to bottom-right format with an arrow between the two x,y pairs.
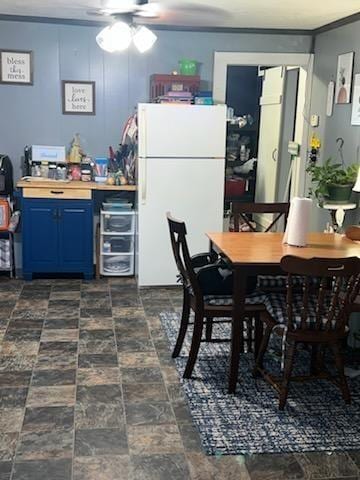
132,25 -> 157,53
96,26 -> 116,52
96,21 -> 132,52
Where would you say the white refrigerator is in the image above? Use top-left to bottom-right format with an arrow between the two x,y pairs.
137,103 -> 227,286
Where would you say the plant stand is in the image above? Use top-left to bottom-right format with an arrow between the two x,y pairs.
321,202 -> 357,232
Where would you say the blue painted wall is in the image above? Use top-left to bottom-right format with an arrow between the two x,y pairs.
0,19 -> 312,180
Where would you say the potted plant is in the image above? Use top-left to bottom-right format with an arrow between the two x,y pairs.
307,158 -> 358,204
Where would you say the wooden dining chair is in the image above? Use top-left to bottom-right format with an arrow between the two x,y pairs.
231,202 -> 290,233
231,202 -> 291,292
253,255 -> 360,410
166,212 -> 266,381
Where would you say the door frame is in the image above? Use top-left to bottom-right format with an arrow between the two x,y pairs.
213,52 -> 314,198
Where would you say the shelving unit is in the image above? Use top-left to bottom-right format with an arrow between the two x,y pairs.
225,122 -> 258,206
100,210 -> 135,276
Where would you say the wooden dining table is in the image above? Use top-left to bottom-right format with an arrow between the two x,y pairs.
206,232 -> 360,394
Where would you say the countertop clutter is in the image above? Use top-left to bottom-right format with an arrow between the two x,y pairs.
23,127 -> 137,188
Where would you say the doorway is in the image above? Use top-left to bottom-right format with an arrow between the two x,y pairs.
214,52 -> 313,207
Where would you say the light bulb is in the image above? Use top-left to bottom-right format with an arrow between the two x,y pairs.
132,26 -> 157,53
96,26 -> 115,52
96,22 -> 132,52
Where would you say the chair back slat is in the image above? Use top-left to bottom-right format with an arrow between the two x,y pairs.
231,202 -> 290,232
300,276 -> 311,330
286,273 -> 294,330
166,213 -> 202,298
281,255 -> 360,333
315,277 -> 328,329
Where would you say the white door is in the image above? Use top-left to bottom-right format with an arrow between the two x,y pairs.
255,67 -> 286,218
138,104 -> 227,158
137,157 -> 225,286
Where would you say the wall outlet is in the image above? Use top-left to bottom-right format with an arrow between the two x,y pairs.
311,114 -> 319,127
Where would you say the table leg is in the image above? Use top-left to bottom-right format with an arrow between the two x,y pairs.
228,266 -> 246,394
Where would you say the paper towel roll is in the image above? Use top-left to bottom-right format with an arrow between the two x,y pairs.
282,197 -> 312,247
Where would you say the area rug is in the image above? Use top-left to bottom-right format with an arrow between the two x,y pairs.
160,311 -> 360,455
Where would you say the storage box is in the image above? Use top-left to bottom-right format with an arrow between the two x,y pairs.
101,254 -> 134,276
102,212 -> 135,233
225,178 -> 246,197
32,145 -> 66,163
103,235 -> 134,254
194,97 -> 213,105
102,202 -> 133,211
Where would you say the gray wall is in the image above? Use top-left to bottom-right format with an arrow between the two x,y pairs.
310,19 -> 360,229
0,19 -> 312,181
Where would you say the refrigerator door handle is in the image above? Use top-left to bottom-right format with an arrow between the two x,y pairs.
139,106 -> 147,158
140,157 -> 147,205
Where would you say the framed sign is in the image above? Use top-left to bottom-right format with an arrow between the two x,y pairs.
62,80 -> 96,115
351,73 -> 360,126
0,50 -> 33,85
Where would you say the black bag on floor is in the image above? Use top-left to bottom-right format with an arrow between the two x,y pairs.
0,155 -> 14,196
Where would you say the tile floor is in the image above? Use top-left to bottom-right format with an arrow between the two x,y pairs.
0,277 -> 359,480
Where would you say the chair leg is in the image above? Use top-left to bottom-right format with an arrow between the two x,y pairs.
205,317 -> 213,342
252,323 -> 272,377
310,344 -> 319,375
254,314 -> 263,358
246,317 -> 253,353
172,289 -> 191,358
330,342 -> 351,404
183,311 -> 203,379
310,344 -> 325,376
279,341 -> 297,410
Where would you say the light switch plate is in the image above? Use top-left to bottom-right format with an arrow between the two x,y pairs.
311,114 -> 319,127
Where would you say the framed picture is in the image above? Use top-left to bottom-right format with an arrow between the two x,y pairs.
351,73 -> 360,126
0,50 -> 33,85
62,80 -> 96,115
335,52 -> 354,104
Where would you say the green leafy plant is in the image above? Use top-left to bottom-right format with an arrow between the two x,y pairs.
307,158 -> 358,201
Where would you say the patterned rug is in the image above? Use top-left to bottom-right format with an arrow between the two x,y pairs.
160,311 -> 360,455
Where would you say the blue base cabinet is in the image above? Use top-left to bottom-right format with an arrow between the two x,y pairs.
22,198 -> 93,280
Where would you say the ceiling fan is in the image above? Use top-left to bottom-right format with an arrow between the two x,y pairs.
87,0 -> 228,26
88,0 -> 228,53
87,0 -> 160,20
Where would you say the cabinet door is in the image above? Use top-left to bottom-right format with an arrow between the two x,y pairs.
23,199 -> 58,272
58,201 -> 93,274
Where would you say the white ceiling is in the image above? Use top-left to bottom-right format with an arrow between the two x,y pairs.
0,0 -> 358,30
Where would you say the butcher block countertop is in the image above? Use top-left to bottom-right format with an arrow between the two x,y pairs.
16,179 -> 137,191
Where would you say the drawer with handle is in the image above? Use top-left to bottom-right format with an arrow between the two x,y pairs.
23,187 -> 91,200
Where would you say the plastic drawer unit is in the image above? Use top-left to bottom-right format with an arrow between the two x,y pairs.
100,210 -> 135,276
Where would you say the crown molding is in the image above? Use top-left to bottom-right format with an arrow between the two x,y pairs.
0,10 -> 359,36
313,11 -> 360,35
0,13 -> 312,34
